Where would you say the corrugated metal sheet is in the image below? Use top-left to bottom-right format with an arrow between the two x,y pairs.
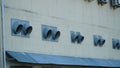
6,51 -> 120,67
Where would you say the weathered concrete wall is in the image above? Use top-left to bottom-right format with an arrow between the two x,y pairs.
4,0 -> 120,61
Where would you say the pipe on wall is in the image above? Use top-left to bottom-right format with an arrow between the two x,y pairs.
1,0 -> 6,68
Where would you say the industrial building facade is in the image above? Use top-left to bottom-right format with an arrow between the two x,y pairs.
0,0 -> 120,68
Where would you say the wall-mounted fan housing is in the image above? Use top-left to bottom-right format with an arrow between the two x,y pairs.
84,0 -> 94,2
41,25 -> 60,42
98,0 -> 107,5
52,30 -> 60,40
11,18 -> 33,37
43,28 -> 52,39
71,31 -> 84,44
93,35 -> 105,46
22,23 -> 33,36
112,39 -> 120,49
111,0 -> 120,9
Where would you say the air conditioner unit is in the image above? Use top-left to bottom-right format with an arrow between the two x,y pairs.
111,0 -> 120,7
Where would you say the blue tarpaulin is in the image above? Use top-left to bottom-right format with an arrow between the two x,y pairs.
6,51 -> 120,67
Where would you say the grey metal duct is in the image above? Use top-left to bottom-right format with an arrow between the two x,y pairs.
71,31 -> 84,44
23,24 -> 33,35
12,23 -> 23,34
52,30 -> 60,40
93,35 -> 105,46
98,0 -> 107,5
94,35 -> 100,46
43,28 -> 52,39
77,35 -> 84,44
99,39 -> 105,46
112,39 -> 120,49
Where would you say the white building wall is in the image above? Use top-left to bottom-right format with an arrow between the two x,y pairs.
0,0 -> 4,68
4,0 -> 120,60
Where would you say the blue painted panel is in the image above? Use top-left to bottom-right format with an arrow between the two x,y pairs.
6,51 -> 120,67
7,51 -> 36,63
